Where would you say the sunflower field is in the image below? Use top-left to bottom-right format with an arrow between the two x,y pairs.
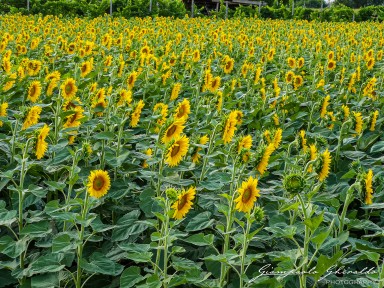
0,14 -> 384,288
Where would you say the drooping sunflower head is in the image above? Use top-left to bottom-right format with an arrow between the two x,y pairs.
87,170 -> 111,199
352,111 -> 363,136
35,124 -> 50,160
171,186 -> 196,220
234,176 -> 260,213
362,169 -> 373,205
283,173 -> 306,195
316,149 -> 331,182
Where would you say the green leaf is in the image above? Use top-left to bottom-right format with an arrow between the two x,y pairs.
118,243 -> 150,253
303,212 -> 323,232
44,181 -> 66,191
182,233 -> 214,246
0,210 -> 17,226
171,256 -> 201,271
126,252 -> 153,263
31,273 -> 59,288
111,210 -> 148,241
80,252 -> 124,276
360,250 -> 380,265
136,274 -> 162,288
25,254 -> 65,277
52,234 -> 75,253
94,131 -> 115,140
370,141 -> 384,153
0,236 -> 27,258
20,221 -> 52,238
120,266 -> 145,288
185,212 -> 215,232
314,251 -> 343,281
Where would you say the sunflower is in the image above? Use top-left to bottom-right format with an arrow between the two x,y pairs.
162,118 -> 186,144
210,76 -> 221,93
364,170 -> 373,205
61,78 -> 77,100
307,144 -> 317,172
287,57 -> 296,69
80,61 -> 92,78
171,187 -> 196,220
26,60 -> 42,76
327,51 -> 334,60
45,71 -> 61,82
153,103 -> 168,128
223,56 -> 234,74
299,130 -> 307,153
366,58 -> 375,70
117,61 -> 125,77
237,135 -> 252,153
342,105 -> 350,121
317,149 -> 331,181
369,111 -> 379,131
297,57 -> 304,68
87,170 -> 111,198
285,71 -> 294,83
216,91 -> 223,111
273,128 -> 283,150
35,124 -> 50,160
0,102 -> 8,127
165,135 -> 190,167
254,66 -> 262,84
320,95 -> 330,118
127,71 -> 138,90
27,81 -> 42,103
174,99 -> 191,119
22,106 -> 42,130
117,89 -> 132,106
352,112 -> 363,135
130,100 -> 145,127
235,176 -> 260,213
327,60 -> 336,71
273,113 -> 279,126
170,83 -> 182,101
256,143 -> 275,175
63,106 -> 84,128
223,112 -> 238,144
293,75 -> 303,90
142,148 -> 153,168
192,50 -> 200,62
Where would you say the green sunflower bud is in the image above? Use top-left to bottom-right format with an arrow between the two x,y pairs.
165,187 -> 178,201
253,206 -> 265,222
283,173 -> 306,195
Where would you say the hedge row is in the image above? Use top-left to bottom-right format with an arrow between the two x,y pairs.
1,0 -> 384,22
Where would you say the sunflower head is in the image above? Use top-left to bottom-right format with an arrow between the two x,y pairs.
87,170 -> 111,199
283,173 -> 306,195
253,206 -> 265,222
171,187 -> 196,220
234,176 -> 260,213
165,187 -> 179,202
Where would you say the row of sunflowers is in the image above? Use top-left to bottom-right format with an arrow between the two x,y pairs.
0,14 -> 384,288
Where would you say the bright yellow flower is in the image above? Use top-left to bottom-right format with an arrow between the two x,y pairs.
235,176 -> 260,213
364,170 -> 373,205
318,149 -> 331,182
87,170 -> 111,198
171,187 -> 196,219
36,124 -> 50,160
165,135 -> 190,167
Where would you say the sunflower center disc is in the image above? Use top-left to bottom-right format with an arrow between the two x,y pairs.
93,176 -> 104,190
171,144 -> 180,157
167,125 -> 177,137
178,194 -> 188,210
242,188 -> 252,203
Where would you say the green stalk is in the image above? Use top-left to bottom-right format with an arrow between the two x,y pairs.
297,194 -> 309,288
76,190 -> 89,288
18,138 -> 32,285
219,159 -> 237,286
199,123 -> 219,182
335,119 -> 351,170
239,214 -> 251,288
163,200 -> 170,287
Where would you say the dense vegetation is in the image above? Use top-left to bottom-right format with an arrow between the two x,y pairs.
1,13 -> 384,288
2,0 -> 384,22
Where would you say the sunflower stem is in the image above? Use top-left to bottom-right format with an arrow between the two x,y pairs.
199,123 -> 219,182
18,138 -> 32,286
240,213 -> 252,288
163,200 -> 170,287
76,190 -> 89,288
219,158 -> 237,286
